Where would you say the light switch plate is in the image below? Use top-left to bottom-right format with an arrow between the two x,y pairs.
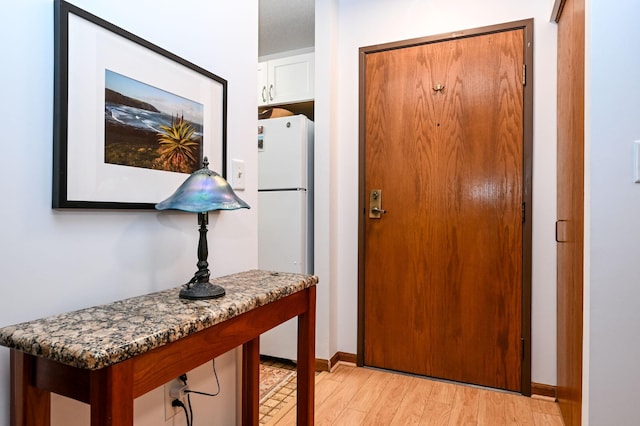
634,141 -> 640,183
231,159 -> 245,190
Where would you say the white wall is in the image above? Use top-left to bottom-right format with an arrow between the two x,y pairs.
329,0 -> 559,385
587,0 -> 640,423
314,0 -> 341,361
0,0 -> 257,424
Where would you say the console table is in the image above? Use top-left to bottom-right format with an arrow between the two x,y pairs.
0,269 -> 317,425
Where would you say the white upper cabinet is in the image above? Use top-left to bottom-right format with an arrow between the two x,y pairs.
258,53 -> 314,106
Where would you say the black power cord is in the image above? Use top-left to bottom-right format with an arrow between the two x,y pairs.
173,359 -> 222,426
179,374 -> 194,425
185,359 -> 222,397
171,398 -> 191,426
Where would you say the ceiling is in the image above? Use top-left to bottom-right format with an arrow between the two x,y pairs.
259,0 -> 315,58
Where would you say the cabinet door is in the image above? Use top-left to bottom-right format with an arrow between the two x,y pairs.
268,53 -> 314,105
258,62 -> 268,106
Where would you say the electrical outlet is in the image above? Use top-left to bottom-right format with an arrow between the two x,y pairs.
164,378 -> 187,420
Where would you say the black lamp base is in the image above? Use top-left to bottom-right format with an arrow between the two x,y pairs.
179,282 -> 226,300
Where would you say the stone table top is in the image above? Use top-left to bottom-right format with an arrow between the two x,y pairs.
0,270 -> 318,370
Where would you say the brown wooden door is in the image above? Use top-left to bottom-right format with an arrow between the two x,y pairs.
361,27 -> 529,392
555,0 -> 585,423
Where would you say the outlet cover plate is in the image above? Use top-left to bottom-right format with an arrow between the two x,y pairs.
164,378 -> 184,420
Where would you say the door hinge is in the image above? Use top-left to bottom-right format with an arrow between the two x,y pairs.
522,202 -> 526,223
521,338 -> 525,360
522,64 -> 526,86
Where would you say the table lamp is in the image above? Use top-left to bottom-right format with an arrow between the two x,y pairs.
156,157 -> 250,300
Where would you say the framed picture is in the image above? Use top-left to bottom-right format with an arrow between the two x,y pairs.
52,0 -> 227,209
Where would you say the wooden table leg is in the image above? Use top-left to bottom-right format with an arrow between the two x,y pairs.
10,350 -> 50,426
297,286 -> 316,425
242,337 -> 260,426
89,361 -> 134,426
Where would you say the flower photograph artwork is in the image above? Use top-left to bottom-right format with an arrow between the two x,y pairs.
104,69 -> 204,174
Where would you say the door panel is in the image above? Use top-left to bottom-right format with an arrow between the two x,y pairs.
258,190 -> 307,273
556,0 -> 585,423
362,28 -> 525,391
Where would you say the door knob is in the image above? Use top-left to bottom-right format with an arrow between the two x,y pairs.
369,189 -> 387,219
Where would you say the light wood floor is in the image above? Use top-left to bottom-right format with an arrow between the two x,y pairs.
266,363 -> 564,425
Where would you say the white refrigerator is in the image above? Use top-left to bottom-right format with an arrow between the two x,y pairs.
258,115 -> 314,361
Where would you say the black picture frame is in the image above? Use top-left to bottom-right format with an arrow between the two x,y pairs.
53,0 -> 227,209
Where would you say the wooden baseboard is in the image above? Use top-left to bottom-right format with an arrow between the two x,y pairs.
262,352 -> 356,372
315,358 -> 329,372
331,351 -> 357,366
531,382 -> 557,400
315,352 -> 357,372
329,352 -> 357,370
